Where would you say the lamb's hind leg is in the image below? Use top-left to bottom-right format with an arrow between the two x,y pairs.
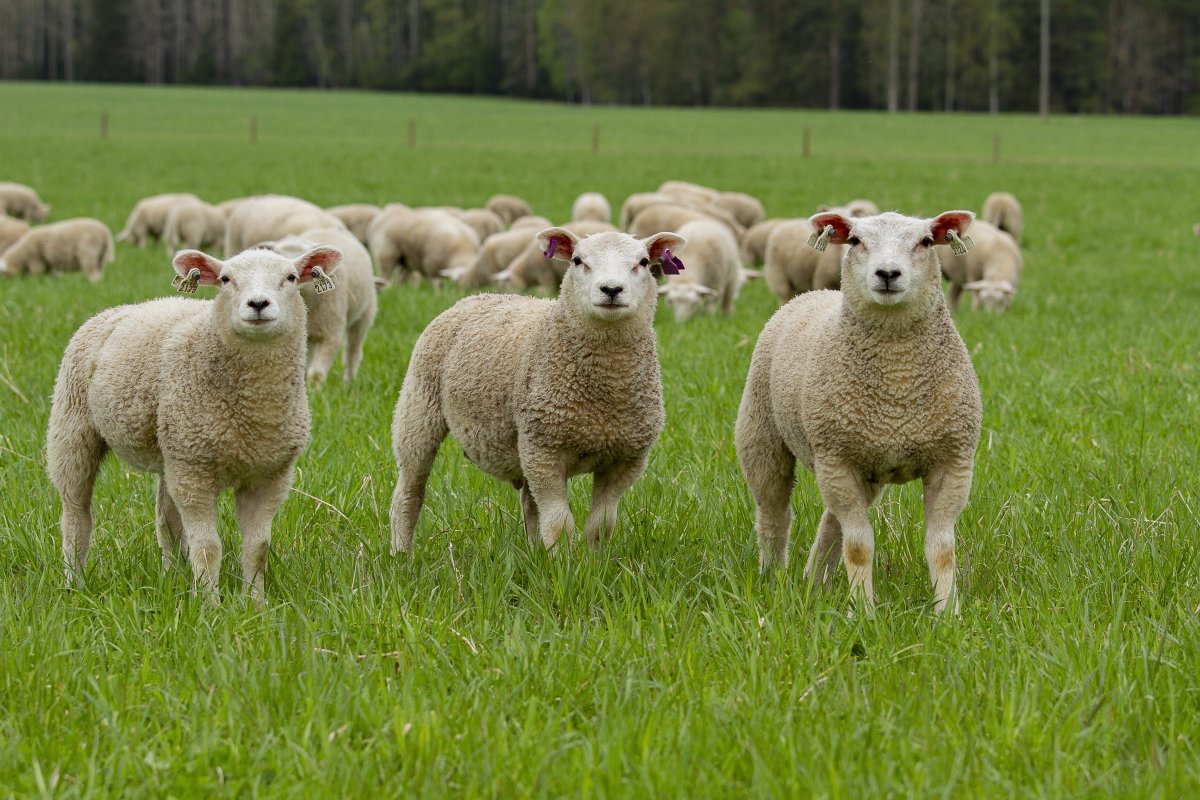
584,456 -> 648,548
923,458 -> 974,614
518,483 -> 541,545
47,417 -> 106,587
735,396 -> 796,570
390,382 -> 448,555
155,476 -> 186,570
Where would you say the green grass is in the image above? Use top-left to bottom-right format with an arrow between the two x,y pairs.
1,81 -> 1199,797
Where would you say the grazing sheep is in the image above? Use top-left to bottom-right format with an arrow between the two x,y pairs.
0,215 -> 30,253
449,217 -> 553,288
762,218 -> 845,303
117,193 -> 200,246
938,219 -> 1023,313
571,192 -> 612,224
712,191 -> 766,228
494,220 -> 616,292
260,227 -> 378,386
846,199 -> 882,217
619,192 -> 676,229
741,218 -> 787,265
326,204 -> 382,244
628,203 -> 743,241
390,227 -> 685,554
0,218 -> 114,283
736,209 -> 981,614
658,219 -> 742,322
485,194 -> 534,226
0,182 -> 50,221
163,198 -> 226,255
225,195 -> 346,255
658,180 -> 718,205
46,245 -> 341,604
982,192 -> 1023,243
216,197 -> 254,219
368,209 -> 480,283
454,208 -> 506,242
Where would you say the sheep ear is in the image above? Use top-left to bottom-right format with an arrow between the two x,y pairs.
963,280 -> 987,293
808,212 -> 854,247
294,246 -> 342,281
931,211 -> 975,246
740,268 -> 762,281
536,227 -> 580,262
172,250 -> 223,286
697,285 -> 719,296
657,285 -> 670,296
643,231 -> 686,262
996,280 -> 1016,296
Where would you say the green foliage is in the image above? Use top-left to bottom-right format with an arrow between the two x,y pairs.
1,83 -> 1200,796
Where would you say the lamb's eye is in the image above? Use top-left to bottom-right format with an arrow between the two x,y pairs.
220,276 -> 231,285
920,237 -> 934,247
639,258 -> 649,267
848,237 -> 861,246
287,274 -> 297,283
572,257 -> 582,266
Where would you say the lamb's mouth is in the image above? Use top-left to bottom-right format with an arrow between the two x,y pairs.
593,301 -> 628,309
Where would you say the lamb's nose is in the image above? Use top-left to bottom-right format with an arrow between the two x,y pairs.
600,284 -> 623,300
874,269 -> 901,284
247,298 -> 271,312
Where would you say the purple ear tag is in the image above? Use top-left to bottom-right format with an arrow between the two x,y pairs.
543,238 -> 557,259
660,250 -> 685,275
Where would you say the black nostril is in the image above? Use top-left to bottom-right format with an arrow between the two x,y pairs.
247,299 -> 270,311
875,269 -> 901,282
600,285 -> 623,299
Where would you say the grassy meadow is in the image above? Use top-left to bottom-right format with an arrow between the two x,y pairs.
1,82 -> 1199,797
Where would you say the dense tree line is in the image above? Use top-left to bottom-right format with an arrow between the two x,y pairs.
2,0 -> 1198,113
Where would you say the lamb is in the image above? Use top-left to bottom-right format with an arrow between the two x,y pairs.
46,244 -> 341,604
628,203 -> 743,241
741,218 -> 787,265
485,194 -> 534,226
449,216 -> 553,288
981,191 -> 1023,243
224,195 -> 346,255
619,192 -> 676,229
117,193 -> 200,246
367,208 -> 480,283
658,180 -> 718,205
0,182 -> 50,221
162,198 -> 226,254
712,191 -> 766,228
0,215 -> 30,253
937,219 -> 1023,312
735,209 -> 981,614
493,220 -> 616,292
260,227 -> 378,386
658,219 -> 743,322
571,192 -> 612,224
762,218 -> 845,303
326,203 -> 382,244
0,218 -> 115,283
454,208 -> 506,242
846,199 -> 882,217
390,226 -> 685,554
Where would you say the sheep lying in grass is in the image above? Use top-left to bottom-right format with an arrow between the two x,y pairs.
260,227 -> 378,386
163,198 -> 226,255
572,192 -> 612,224
736,210 -> 982,614
390,227 -> 685,554
117,193 -> 200,246
326,204 -> 381,244
225,195 -> 346,255
982,192 -> 1023,243
485,194 -> 534,226
0,218 -> 114,283
763,218 -> 845,302
0,182 -> 50,221
938,219 -> 1023,313
368,208 -> 480,283
659,219 -> 742,322
47,245 -> 341,604
0,215 -> 30,252
448,216 -> 553,287
493,220 -> 616,292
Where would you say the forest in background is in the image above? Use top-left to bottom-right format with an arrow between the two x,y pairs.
2,0 -> 1198,114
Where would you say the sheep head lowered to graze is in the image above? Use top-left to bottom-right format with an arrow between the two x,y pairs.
736,209 -> 982,614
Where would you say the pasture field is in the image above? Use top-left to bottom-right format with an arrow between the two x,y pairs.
1,82 -> 1199,797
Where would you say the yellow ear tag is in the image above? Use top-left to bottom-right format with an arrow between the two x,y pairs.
946,229 -> 975,256
311,266 -> 336,295
807,225 -> 835,252
172,268 -> 202,294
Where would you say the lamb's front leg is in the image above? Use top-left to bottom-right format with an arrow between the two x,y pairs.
923,458 -> 974,614
235,468 -> 295,607
167,470 -> 222,603
584,455 -> 648,548
815,461 -> 877,610
520,446 -> 572,550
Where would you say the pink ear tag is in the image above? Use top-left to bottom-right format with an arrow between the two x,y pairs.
660,250 -> 685,275
543,238 -> 557,259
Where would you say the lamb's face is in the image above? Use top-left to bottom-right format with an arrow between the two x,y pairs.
567,232 -> 659,321
659,282 -> 717,323
172,246 -> 342,341
966,279 -> 1016,312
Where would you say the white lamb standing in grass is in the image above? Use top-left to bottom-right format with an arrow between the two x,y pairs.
485,194 -> 534,226
326,203 -> 382,245
260,227 -> 378,386
762,217 -> 846,302
0,218 -> 114,283
736,209 -> 982,614
367,208 -> 480,283
658,219 -> 743,322
46,245 -> 341,605
117,193 -> 200,246
981,191 -> 1023,243
448,216 -> 553,287
390,226 -> 685,554
0,182 -> 50,221
224,195 -> 346,255
0,215 -> 30,252
493,220 -> 615,292
571,192 -> 612,224
937,218 -> 1023,313
162,198 -> 226,255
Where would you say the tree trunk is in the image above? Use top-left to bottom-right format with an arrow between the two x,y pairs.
906,0 -> 924,110
1039,0 -> 1050,118
988,0 -> 999,113
944,0 -> 955,111
887,0 -> 900,111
